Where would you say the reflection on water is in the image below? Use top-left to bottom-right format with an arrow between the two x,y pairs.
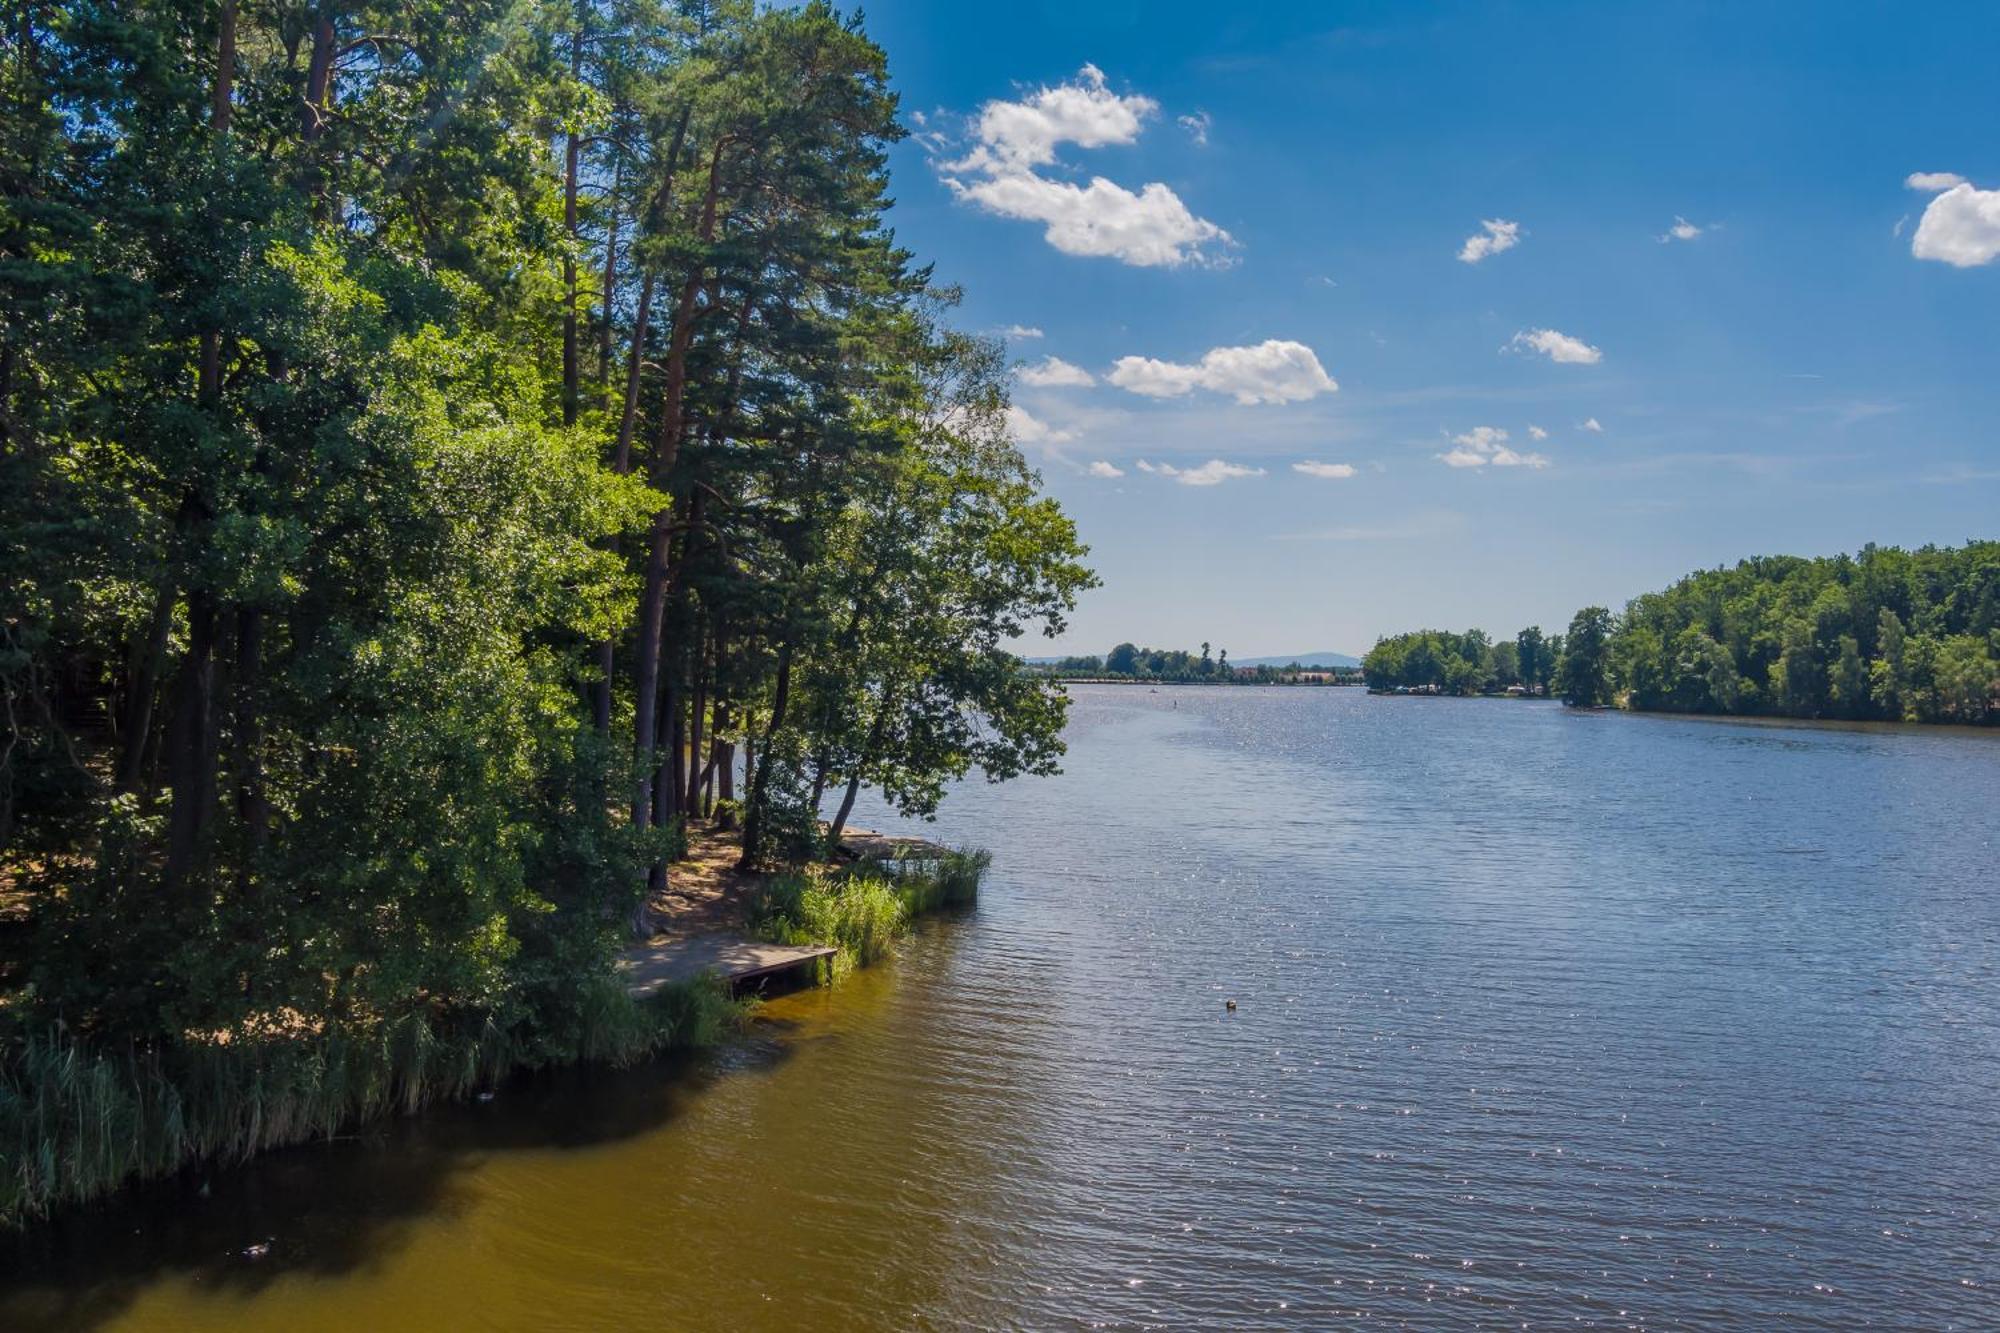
5,687 -> 1999,1328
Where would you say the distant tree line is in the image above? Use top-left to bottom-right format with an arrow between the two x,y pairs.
1368,542 -> 1999,724
1044,642 -> 1233,682
1034,642 -> 1362,684
1361,627 -> 1560,696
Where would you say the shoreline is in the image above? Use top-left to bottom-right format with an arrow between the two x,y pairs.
0,829 -> 985,1231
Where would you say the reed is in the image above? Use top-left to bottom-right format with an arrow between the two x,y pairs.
745,846 -> 989,976
0,977 -> 736,1228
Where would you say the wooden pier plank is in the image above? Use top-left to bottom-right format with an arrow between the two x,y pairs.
619,933 -> 836,998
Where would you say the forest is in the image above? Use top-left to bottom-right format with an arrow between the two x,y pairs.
1038,642 -> 1234,681
1363,543 -> 1999,722
0,0 -> 1090,1219
1360,626 -> 1560,697
1594,542 -> 1998,723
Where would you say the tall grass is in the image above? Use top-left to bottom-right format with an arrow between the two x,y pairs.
745,846 -> 987,977
0,976 -> 736,1227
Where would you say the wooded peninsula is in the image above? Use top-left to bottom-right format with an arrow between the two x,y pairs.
1365,542 -> 1999,725
0,0 -> 1092,1223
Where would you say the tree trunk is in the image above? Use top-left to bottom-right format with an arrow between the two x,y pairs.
118,584 -> 174,791
629,508 -> 674,826
596,163 -> 621,386
299,11 -> 334,206
164,2 -> 239,885
683,620 -> 707,815
666,675 -> 686,824
737,637 -> 792,869
163,593 -> 219,886
560,18 -> 582,428
827,771 -> 864,848
234,605 -> 266,875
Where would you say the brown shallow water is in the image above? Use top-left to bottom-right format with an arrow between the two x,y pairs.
4,686 -> 2000,1329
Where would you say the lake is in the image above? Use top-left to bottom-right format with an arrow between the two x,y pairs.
5,686 -> 1999,1329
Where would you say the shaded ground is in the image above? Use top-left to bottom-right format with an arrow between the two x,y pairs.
618,822 -> 954,993
641,820 -> 766,936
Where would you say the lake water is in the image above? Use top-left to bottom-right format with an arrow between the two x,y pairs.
6,686 -> 1999,1329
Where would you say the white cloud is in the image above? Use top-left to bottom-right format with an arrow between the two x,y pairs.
1438,425 -> 1549,470
939,67 -> 1232,268
1107,339 -> 1337,405
1458,218 -> 1520,264
1906,171 -> 1968,193
1177,110 -> 1212,146
1508,327 -> 1602,365
1006,403 -> 1075,448
1292,460 -> 1356,479
1907,173 -> 2000,267
1581,416 -> 1603,432
1136,458 -> 1267,486
1527,424 -> 1549,440
1002,324 -> 1044,340
1018,355 -> 1096,388
1086,460 -> 1124,478
1659,215 -> 1704,243
945,63 -> 1147,174
949,172 -> 1232,268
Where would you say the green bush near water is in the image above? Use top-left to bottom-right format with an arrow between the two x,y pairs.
746,849 -> 989,976
0,977 -> 736,1228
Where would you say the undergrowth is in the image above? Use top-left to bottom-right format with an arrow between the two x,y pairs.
745,847 -> 988,978
0,975 -> 736,1227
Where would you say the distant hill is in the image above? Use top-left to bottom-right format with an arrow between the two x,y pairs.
1230,651 -> 1361,669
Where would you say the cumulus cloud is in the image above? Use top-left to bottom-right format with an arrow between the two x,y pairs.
1508,327 -> 1602,365
939,66 -> 1232,268
1906,172 -> 2000,267
1086,460 -> 1124,478
1018,355 -> 1096,388
1438,425 -> 1549,470
1659,216 -> 1704,243
1107,339 -> 1337,405
1581,416 -> 1604,433
1458,218 -> 1520,263
1906,171 -> 1968,192
1134,458 -> 1266,486
1002,324 -> 1044,340
1177,110 -> 1212,146
1006,403 -> 1075,448
1527,424 -> 1549,440
1291,460 -> 1357,479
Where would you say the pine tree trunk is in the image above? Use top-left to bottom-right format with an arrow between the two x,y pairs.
118,584 -> 174,791
738,638 -> 793,869
164,592 -> 219,885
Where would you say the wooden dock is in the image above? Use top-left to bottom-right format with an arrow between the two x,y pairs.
836,830 -> 954,862
618,933 -> 836,998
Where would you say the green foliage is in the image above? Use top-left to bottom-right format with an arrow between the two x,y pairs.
745,849 -> 987,976
0,0 -> 1083,1222
1558,607 -> 1616,707
1605,543 -> 1998,723
1363,628 -> 1542,696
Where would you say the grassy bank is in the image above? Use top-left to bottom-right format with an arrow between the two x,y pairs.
746,849 -> 989,978
0,977 -> 736,1228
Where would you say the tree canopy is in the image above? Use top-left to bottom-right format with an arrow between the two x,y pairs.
0,0 -> 1091,1058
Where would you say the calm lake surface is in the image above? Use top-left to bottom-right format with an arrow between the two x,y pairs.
6,686 -> 2000,1330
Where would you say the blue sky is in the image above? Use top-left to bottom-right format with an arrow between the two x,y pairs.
861,1 -> 2000,659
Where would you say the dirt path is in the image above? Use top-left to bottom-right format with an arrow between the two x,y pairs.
643,821 -> 765,938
